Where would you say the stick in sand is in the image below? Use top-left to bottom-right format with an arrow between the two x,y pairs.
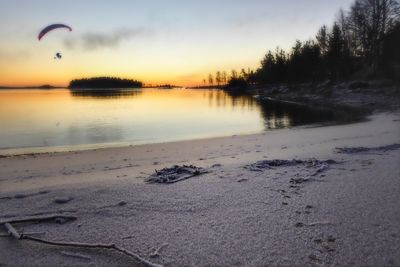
0,214 -> 77,225
2,223 -> 163,267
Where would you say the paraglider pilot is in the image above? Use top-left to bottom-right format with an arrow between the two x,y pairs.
54,52 -> 62,60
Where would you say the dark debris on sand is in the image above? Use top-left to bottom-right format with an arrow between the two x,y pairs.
244,159 -> 303,171
244,159 -> 337,172
336,144 -> 400,154
146,165 -> 209,184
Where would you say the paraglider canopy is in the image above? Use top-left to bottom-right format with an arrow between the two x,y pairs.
38,24 -> 72,41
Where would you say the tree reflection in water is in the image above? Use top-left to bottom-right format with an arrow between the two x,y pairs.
70,89 -> 142,99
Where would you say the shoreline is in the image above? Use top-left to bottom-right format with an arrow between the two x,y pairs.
0,129 -> 265,158
0,111 -> 399,266
0,111 -> 397,193
0,122 -> 356,158
0,112 -> 400,193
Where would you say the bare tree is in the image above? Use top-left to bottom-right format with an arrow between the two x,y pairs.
215,71 -> 222,86
208,74 -> 214,86
240,68 -> 248,79
231,70 -> 238,79
222,71 -> 227,85
347,0 -> 400,69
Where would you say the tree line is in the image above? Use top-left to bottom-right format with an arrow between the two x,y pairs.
204,69 -> 255,88
204,0 -> 400,88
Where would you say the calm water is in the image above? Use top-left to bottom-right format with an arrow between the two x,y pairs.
0,88 -> 336,155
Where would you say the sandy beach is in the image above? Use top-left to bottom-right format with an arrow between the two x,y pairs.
0,111 -> 399,266
2,0 -> 400,265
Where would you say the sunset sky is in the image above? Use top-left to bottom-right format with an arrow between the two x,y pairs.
0,0 -> 354,87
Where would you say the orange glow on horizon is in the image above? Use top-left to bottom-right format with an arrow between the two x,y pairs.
0,63 -> 259,88
0,33 -> 261,88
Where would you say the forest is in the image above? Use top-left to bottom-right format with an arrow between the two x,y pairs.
204,0 -> 400,89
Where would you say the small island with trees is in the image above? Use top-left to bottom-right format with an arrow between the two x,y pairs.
69,77 -> 143,89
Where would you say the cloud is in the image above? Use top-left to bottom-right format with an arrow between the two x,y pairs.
64,28 -> 151,50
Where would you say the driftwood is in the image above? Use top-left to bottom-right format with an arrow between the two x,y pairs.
4,223 -> 21,239
22,236 -> 162,267
0,214 -> 77,225
3,209 -> 79,220
146,165 -> 208,184
1,222 -> 163,267
0,231 -> 44,237
150,243 -> 168,258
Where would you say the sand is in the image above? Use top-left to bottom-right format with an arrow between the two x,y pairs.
0,112 -> 399,266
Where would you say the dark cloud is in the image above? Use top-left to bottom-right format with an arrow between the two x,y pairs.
64,28 -> 151,50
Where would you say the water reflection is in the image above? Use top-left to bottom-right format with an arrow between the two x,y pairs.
0,88 -> 349,154
66,124 -> 124,145
258,98 -> 336,129
203,90 -> 336,129
206,89 -> 256,111
70,89 -> 142,98
71,88 -> 342,132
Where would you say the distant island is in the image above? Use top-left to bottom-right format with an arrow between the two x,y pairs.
0,85 -> 59,89
69,77 -> 143,89
145,84 -> 182,89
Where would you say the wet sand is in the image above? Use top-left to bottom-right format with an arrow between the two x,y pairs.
0,112 -> 399,266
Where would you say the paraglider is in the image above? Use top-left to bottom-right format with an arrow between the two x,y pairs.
38,24 -> 72,41
38,24 -> 72,60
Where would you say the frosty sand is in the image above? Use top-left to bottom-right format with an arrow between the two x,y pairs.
0,112 -> 399,266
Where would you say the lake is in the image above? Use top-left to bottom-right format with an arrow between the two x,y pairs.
0,88 -> 337,155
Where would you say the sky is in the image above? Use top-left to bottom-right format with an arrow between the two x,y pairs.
0,0 -> 355,87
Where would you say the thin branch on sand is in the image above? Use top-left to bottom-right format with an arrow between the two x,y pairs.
2,222 -> 163,267
4,223 -> 21,239
150,243 -> 168,258
0,231 -> 44,237
0,214 -> 77,225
